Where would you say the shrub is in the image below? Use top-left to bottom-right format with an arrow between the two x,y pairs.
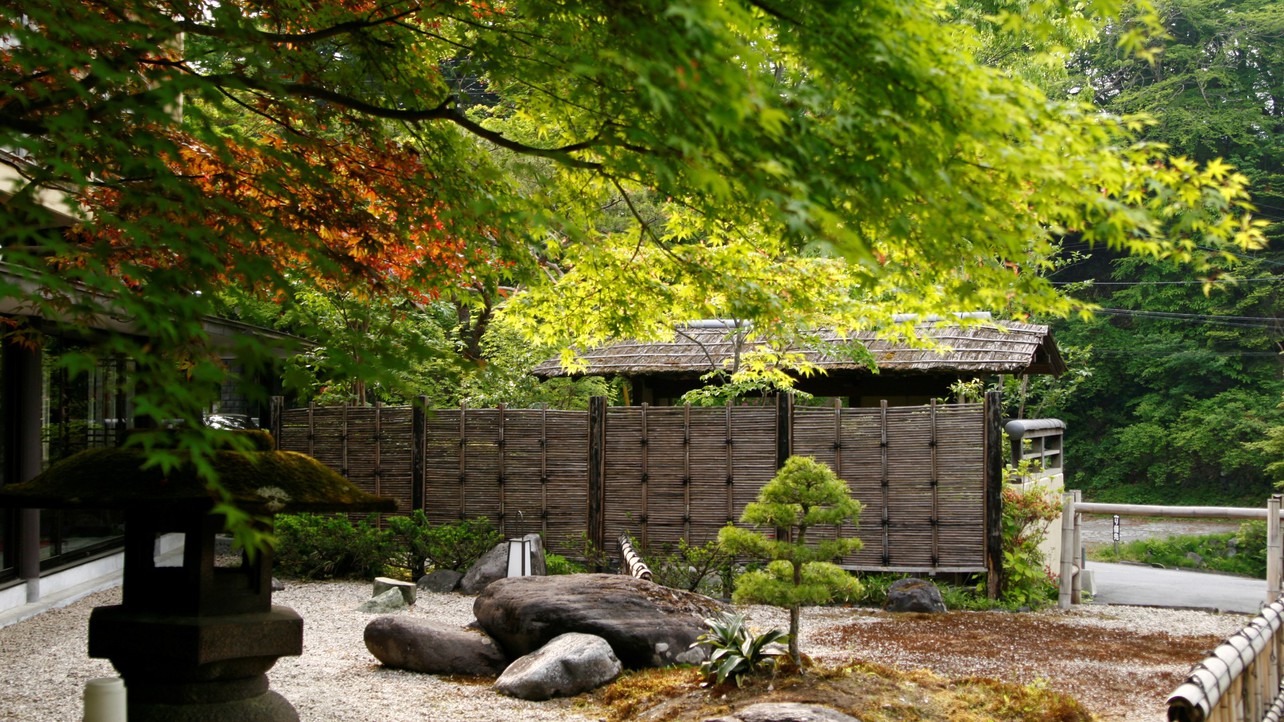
385,512 -> 501,577
998,484 -> 1062,607
545,552 -> 586,575
637,536 -> 738,598
719,456 -> 863,666
691,612 -> 787,687
273,513 -> 389,580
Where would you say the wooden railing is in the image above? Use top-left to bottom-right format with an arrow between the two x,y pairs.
1168,600 -> 1284,722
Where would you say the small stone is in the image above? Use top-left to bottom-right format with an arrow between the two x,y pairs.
373,577 -> 416,606
493,632 -> 621,700
884,577 -> 947,614
358,588 -> 409,614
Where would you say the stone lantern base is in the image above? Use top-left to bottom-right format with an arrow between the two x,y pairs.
89,604 -> 303,722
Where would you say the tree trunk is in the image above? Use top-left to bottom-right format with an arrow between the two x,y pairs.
788,604 -> 801,667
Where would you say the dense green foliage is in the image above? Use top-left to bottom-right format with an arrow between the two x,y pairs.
1089,520 -> 1268,577
384,512 -> 501,578
273,512 -> 500,580
692,613 -> 788,687
719,456 -> 863,665
1039,0 -> 1284,505
273,514 -> 390,581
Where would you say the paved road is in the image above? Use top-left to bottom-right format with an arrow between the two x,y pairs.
1087,561 -> 1266,614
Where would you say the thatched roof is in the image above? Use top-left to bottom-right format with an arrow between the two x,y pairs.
532,320 -> 1066,379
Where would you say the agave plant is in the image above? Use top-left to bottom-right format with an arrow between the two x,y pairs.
691,612 -> 788,687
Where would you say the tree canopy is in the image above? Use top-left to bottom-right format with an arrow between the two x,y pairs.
0,0 -> 1270,525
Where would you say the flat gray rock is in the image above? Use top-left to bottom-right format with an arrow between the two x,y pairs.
493,632 -> 621,700
364,616 -> 508,676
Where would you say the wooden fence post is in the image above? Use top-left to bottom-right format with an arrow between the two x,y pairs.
269,396 -> 283,449
412,397 -> 426,513
1268,494 -> 1281,605
985,390 -> 1004,600
1072,489 -> 1083,605
588,396 -> 607,568
776,392 -> 794,468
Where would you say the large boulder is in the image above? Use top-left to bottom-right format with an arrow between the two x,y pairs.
705,702 -> 861,722
493,632 -> 621,700
474,573 -> 723,668
364,616 -> 509,676
884,577 -> 947,614
459,535 -> 547,595
418,569 -> 464,594
459,543 -> 510,595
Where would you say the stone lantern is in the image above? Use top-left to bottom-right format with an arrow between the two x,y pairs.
0,430 -> 395,721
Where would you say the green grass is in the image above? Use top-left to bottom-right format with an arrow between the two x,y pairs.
1088,523 -> 1266,578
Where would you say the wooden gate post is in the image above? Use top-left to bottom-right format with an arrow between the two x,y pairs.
776,392 -> 794,468
588,396 -> 607,568
269,396 -> 283,450
412,397 -> 426,513
984,390 -> 1004,600
1268,494 -> 1281,604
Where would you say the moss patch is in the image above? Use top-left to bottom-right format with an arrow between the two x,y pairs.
585,662 -> 1091,722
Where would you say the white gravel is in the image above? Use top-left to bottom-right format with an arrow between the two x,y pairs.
0,580 -> 1253,721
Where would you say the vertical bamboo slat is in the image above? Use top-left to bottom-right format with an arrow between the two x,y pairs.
930,400 -> 940,567
642,403 -> 650,548
684,403 -> 691,542
458,402 -> 467,520
724,402 -> 733,526
880,400 -> 890,566
540,405 -> 549,539
497,403 -> 507,535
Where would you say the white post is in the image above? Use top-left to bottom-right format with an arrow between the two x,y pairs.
1059,492 -> 1076,610
83,677 -> 126,722
1268,495 -> 1281,605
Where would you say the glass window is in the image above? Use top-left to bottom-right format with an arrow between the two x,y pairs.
38,340 -> 127,569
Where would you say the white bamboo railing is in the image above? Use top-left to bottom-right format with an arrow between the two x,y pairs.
1168,600 -> 1284,722
618,533 -> 652,581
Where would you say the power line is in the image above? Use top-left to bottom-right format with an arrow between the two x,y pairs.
1054,278 -> 1280,286
1091,307 -> 1282,329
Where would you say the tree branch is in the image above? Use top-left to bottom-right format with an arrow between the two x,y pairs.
175,8 -> 419,46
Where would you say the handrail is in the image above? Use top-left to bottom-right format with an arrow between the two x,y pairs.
1168,601 -> 1284,722
618,533 -> 652,581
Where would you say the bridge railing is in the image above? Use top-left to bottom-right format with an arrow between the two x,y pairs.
1058,494 -> 1284,610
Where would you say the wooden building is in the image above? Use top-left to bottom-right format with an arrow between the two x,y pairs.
532,318 -> 1067,406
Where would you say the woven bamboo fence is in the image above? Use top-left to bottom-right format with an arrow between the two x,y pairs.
274,396 -> 993,572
